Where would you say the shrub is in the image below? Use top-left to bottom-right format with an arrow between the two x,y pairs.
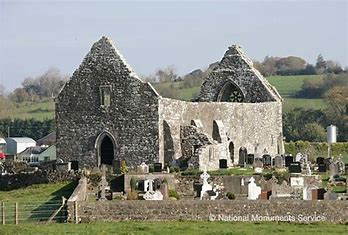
89,173 -> 101,187
169,190 -> 180,200
226,192 -> 236,200
121,160 -> 128,174
170,166 -> 180,173
127,191 -> 139,200
130,177 -> 136,191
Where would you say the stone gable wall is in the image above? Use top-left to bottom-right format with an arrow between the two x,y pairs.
199,45 -> 281,103
56,37 -> 160,169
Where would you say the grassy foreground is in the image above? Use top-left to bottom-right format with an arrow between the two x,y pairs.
0,221 -> 347,235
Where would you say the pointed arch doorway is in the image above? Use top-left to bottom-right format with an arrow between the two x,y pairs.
95,131 -> 117,167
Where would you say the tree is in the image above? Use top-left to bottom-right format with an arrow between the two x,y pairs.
275,56 -> 306,75
326,60 -> 343,74
0,84 -> 5,97
155,66 -> 178,83
302,123 -> 326,142
9,88 -> 30,103
262,56 -> 278,76
315,54 -> 327,74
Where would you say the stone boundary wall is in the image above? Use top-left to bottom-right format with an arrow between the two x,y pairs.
75,200 -> 348,223
67,177 -> 87,223
0,170 -> 80,191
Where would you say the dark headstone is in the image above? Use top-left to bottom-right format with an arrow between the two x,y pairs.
312,188 -> 326,200
262,155 -> 272,166
323,158 -> 332,171
318,163 -> 327,173
260,190 -> 272,200
154,163 -> 162,172
285,155 -> 293,167
246,154 -> 254,165
70,160 -> 79,171
345,164 -> 348,175
316,157 -> 324,165
219,159 -> 228,169
289,162 -> 301,173
113,159 -> 121,174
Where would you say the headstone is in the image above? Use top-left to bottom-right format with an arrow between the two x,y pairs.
329,162 -> 339,178
71,160 -> 79,171
336,157 -> 345,174
302,186 -> 311,200
247,177 -> 261,200
290,177 -> 304,187
159,183 -> 169,199
306,162 -> 312,176
154,163 -> 162,172
274,155 -> 284,168
143,190 -> 164,200
219,159 -> 228,169
299,154 -> 308,169
311,188 -> 326,200
200,168 -> 212,200
345,164 -> 348,175
289,162 -> 301,173
285,155 -> 293,167
316,157 -> 324,165
113,159 -> 121,174
318,163 -> 327,172
260,190 -> 272,200
137,162 -> 149,174
253,158 -> 263,168
295,153 -> 303,162
246,154 -> 254,165
99,165 -> 109,201
324,189 -> 338,200
144,180 -> 150,191
323,158 -> 332,171
262,155 -> 272,166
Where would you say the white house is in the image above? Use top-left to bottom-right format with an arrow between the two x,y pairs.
17,145 -> 56,165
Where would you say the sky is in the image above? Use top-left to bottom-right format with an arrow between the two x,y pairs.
0,0 -> 347,92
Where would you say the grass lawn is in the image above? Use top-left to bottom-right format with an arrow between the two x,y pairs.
0,221 -> 347,235
0,181 -> 77,223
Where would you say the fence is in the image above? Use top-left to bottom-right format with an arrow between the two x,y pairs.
0,197 -> 67,224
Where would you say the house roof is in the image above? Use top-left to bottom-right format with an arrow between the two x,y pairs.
5,137 -> 36,144
19,146 -> 48,155
37,132 -> 56,146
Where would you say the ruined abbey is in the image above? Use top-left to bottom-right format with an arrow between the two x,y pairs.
56,36 -> 284,171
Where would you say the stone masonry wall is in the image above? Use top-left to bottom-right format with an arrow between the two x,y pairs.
56,37 -> 160,169
158,98 -> 283,166
75,200 -> 348,223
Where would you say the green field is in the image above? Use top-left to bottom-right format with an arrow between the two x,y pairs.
8,100 -> 54,120
4,75 -> 326,120
0,221 -> 347,235
266,75 -> 327,112
0,181 -> 76,223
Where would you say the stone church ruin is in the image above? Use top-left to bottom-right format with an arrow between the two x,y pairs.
56,36 -> 284,171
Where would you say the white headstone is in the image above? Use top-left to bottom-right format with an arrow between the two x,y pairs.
247,177 -> 261,200
200,168 -> 213,200
290,177 -> 304,188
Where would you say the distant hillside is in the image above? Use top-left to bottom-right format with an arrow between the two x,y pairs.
5,75 -> 326,120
